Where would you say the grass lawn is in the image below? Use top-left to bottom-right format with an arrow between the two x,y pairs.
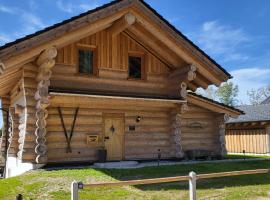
0,160 -> 270,200
225,154 -> 270,160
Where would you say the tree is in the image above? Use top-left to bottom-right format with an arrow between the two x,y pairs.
247,86 -> 270,105
216,82 -> 239,106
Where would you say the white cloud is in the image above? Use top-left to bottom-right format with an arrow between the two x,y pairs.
0,34 -> 12,44
56,0 -> 99,14
0,4 -> 15,14
230,67 -> 270,104
0,5 -> 47,46
190,20 -> 250,62
20,12 -> 47,33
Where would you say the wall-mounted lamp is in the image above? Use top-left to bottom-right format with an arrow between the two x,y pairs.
136,116 -> 141,123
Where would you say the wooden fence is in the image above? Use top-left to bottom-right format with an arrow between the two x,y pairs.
226,129 -> 270,154
71,168 -> 270,200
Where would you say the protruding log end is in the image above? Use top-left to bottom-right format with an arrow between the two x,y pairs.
125,13 -> 136,25
109,13 -> 136,37
36,46 -> 57,66
181,103 -> 189,114
187,71 -> 196,81
36,155 -> 47,164
180,82 -> 187,99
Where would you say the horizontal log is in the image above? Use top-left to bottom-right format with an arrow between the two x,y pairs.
47,132 -> 102,141
125,133 -> 169,140
48,107 -> 169,118
48,157 -> 97,163
126,139 -> 170,146
47,142 -> 103,149
47,148 -> 97,159
47,124 -> 102,132
125,125 -> 170,133
125,154 -> 173,160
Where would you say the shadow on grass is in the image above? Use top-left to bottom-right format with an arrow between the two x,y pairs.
92,160 -> 270,191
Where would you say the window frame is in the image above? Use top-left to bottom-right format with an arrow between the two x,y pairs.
76,44 -> 98,77
127,52 -> 146,80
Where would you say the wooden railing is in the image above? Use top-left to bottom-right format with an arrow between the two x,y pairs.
71,169 -> 270,200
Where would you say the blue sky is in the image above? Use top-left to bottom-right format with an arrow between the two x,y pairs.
0,0 -> 270,126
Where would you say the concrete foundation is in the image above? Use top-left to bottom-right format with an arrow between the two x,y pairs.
5,156 -> 44,178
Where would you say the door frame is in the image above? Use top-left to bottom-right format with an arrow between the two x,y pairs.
102,113 -> 125,160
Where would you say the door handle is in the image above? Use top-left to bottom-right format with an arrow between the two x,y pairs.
104,136 -> 110,141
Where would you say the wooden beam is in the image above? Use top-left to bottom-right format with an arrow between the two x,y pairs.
187,93 -> 242,117
108,13 -> 136,37
127,23 -> 183,67
194,73 -> 210,89
187,82 -> 198,91
132,9 -> 224,86
168,64 -> 196,81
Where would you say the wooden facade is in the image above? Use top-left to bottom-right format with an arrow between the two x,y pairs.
0,0 -> 242,177
226,122 -> 270,154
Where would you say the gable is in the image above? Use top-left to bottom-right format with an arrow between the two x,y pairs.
55,29 -> 169,74
0,0 -> 231,96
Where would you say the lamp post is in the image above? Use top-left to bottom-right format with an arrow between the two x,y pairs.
1,108 -> 9,178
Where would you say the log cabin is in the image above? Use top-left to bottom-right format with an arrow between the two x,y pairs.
226,103 -> 270,155
0,0 -> 243,178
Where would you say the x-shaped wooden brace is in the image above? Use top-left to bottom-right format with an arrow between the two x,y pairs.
57,107 -> 79,153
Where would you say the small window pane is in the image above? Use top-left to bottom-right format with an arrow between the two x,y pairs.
79,49 -> 94,74
129,56 -> 141,79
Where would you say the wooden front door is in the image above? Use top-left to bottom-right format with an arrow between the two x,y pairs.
104,114 -> 124,161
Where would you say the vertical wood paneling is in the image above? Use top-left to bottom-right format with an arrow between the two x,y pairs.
55,30 -> 169,74
225,128 -> 268,154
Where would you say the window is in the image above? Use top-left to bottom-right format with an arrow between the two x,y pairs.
78,48 -> 95,75
128,56 -> 143,79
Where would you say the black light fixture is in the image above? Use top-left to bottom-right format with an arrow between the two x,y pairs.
136,116 -> 141,122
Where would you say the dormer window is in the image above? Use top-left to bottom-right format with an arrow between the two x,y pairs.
77,46 -> 97,75
128,54 -> 144,79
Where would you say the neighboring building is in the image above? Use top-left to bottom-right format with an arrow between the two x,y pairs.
0,0 -> 242,177
226,104 -> 270,154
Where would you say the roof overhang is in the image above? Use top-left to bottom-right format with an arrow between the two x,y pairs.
187,93 -> 244,118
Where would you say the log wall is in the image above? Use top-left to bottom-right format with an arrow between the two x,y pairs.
46,97 -> 176,163
45,96 -> 223,162
180,104 -> 220,154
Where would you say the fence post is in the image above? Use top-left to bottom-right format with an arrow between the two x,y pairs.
71,181 -> 79,200
189,171 -> 196,200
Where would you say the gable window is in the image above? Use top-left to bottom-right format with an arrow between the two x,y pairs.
77,47 -> 96,75
128,55 -> 144,79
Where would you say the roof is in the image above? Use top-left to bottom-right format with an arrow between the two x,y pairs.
0,0 -> 231,79
261,96 -> 270,105
188,92 -> 244,114
227,104 -> 270,123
